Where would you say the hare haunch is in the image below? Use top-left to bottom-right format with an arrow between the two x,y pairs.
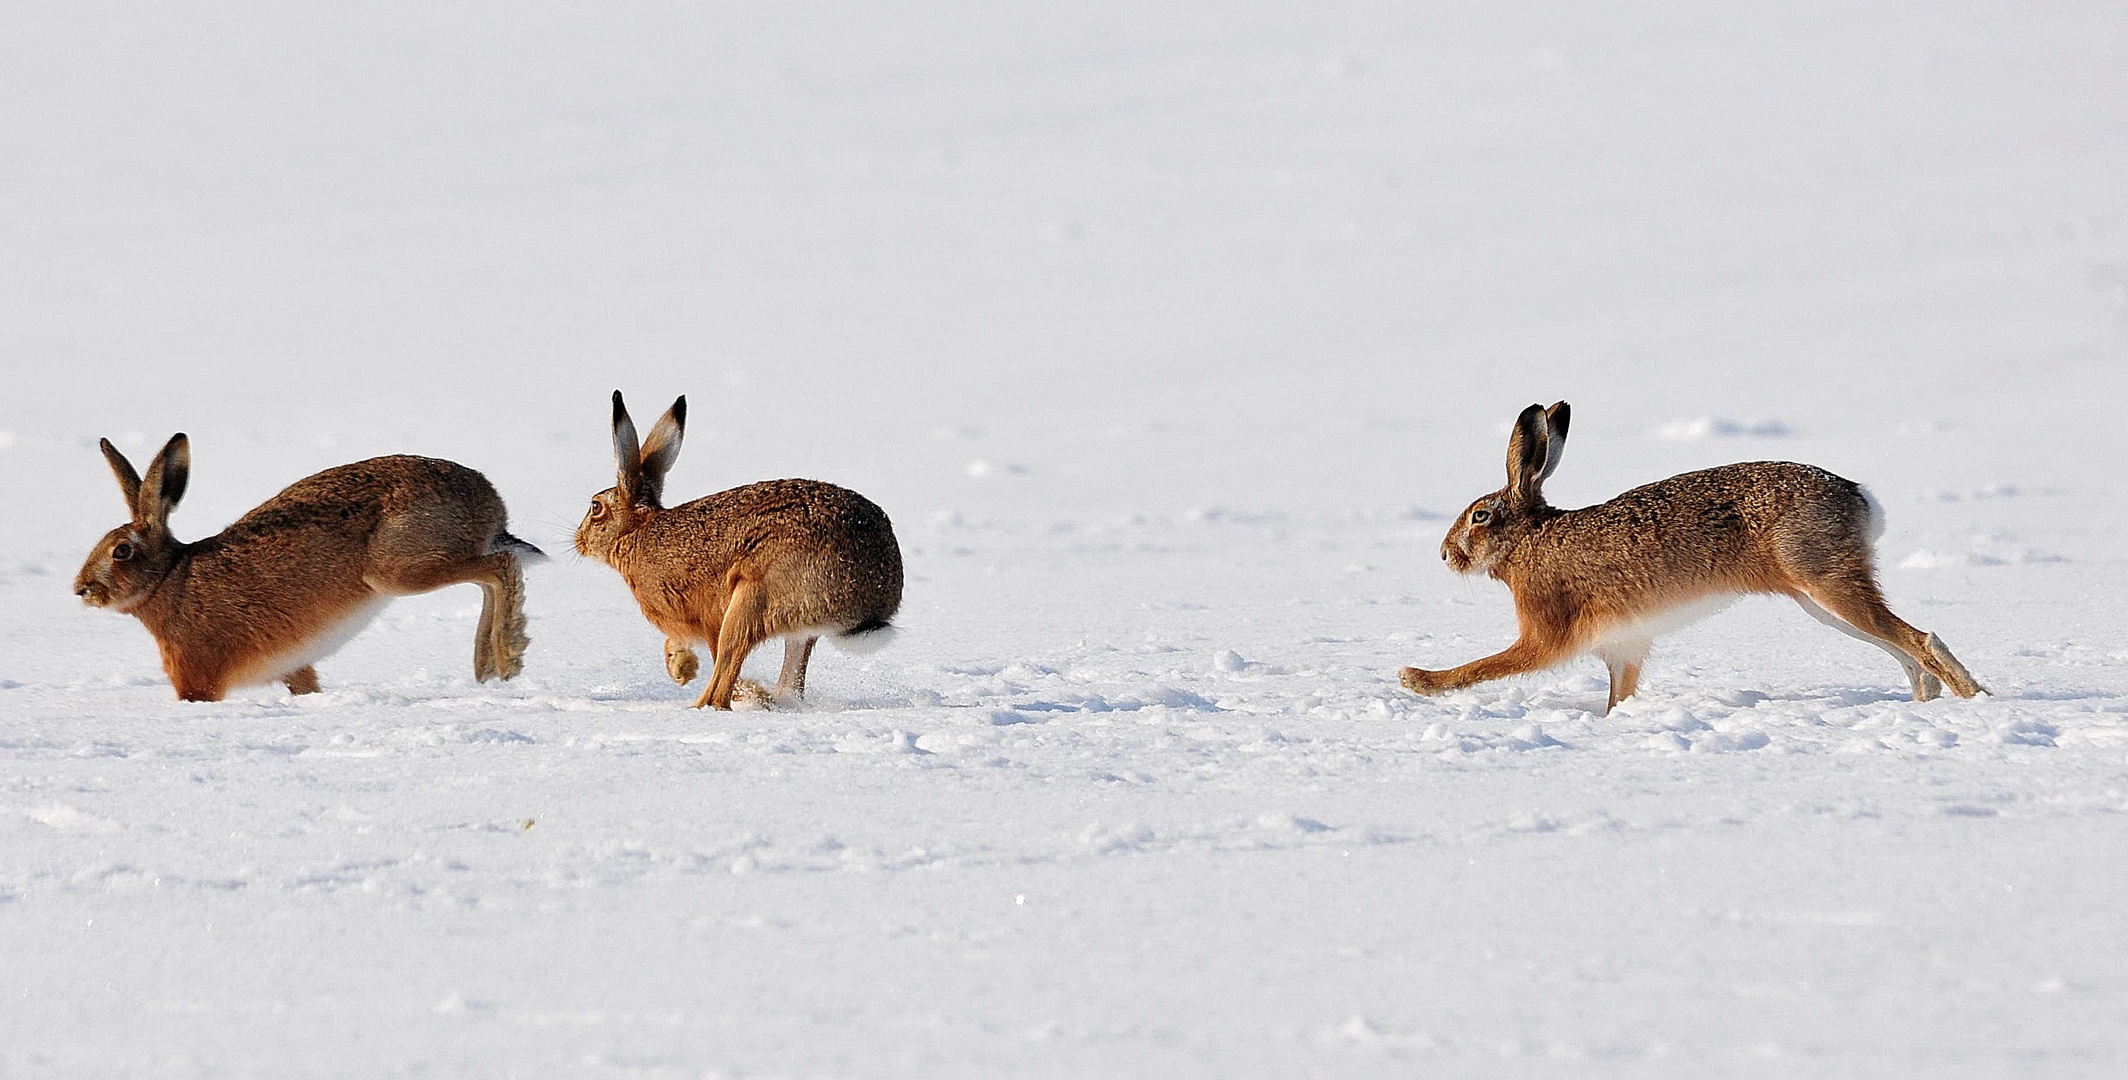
575,392 -> 904,709
1399,402 -> 1984,712
75,435 -> 541,701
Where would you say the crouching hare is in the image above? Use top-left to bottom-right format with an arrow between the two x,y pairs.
76,434 -> 542,701
575,392 -> 903,709
1399,402 -> 1984,712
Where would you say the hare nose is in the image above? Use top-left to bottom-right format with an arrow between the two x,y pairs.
74,584 -> 91,597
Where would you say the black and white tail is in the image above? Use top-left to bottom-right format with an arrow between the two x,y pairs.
833,616 -> 897,654
490,530 -> 549,564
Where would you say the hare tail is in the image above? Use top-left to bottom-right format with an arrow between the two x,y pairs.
833,617 -> 898,654
489,530 -> 548,564
1859,485 -> 1888,544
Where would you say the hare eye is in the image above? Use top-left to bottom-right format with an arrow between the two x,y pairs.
111,540 -> 134,561
1470,509 -> 1492,525
588,501 -> 606,519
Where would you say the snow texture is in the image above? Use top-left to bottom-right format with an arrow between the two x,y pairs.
4,2 -> 2127,1076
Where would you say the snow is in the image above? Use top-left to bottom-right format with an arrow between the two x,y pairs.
5,1 -> 2128,1075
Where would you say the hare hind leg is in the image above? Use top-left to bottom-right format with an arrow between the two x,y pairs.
368,551 -> 529,683
696,580 -> 769,710
776,635 -> 819,703
483,553 -> 530,680
467,553 -> 529,682
1796,580 -> 1983,698
473,581 -> 498,681
1793,594 -> 1939,700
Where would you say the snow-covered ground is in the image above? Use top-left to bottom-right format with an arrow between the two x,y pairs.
5,2 -> 2127,1075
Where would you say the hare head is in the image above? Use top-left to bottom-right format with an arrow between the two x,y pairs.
1441,401 -> 1570,577
76,435 -> 191,612
576,391 -> 686,562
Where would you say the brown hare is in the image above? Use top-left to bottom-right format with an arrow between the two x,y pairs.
75,434 -> 541,701
1399,402 -> 1984,712
575,392 -> 903,709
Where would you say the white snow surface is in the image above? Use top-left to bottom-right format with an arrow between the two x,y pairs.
5,2 -> 2128,1076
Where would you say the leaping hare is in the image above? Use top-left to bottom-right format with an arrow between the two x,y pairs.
74,434 -> 542,701
575,391 -> 903,709
1399,402 -> 1984,712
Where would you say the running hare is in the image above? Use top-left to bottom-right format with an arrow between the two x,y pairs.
575,392 -> 903,709
75,434 -> 541,701
1399,402 -> 1984,712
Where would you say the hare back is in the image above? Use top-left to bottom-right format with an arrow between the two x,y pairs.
632,478 -> 904,634
1524,461 -> 1875,597
180,454 -> 513,613
217,451 -> 501,545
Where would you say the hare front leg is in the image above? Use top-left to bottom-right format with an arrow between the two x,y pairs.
695,580 -> 769,710
283,666 -> 321,696
1400,638 -> 1559,696
1600,647 -> 1646,713
665,638 -> 700,684
167,668 -> 229,703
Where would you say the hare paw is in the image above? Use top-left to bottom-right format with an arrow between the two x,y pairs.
284,666 -> 321,696
1398,666 -> 1444,695
730,679 -> 774,709
665,641 -> 700,685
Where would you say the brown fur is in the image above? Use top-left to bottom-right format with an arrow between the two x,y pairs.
1400,402 -> 1984,712
575,392 -> 903,709
74,435 -> 539,701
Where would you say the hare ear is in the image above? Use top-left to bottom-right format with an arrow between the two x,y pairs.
1505,403 -> 1551,502
634,396 -> 686,508
611,390 -> 643,499
1537,401 -> 1570,482
101,439 -> 144,515
136,433 -> 190,527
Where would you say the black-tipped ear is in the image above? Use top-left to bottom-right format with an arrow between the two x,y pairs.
635,395 -> 686,508
1505,403 -> 1550,501
611,390 -> 642,497
1538,401 -> 1570,482
137,433 -> 190,527
101,438 -> 143,515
